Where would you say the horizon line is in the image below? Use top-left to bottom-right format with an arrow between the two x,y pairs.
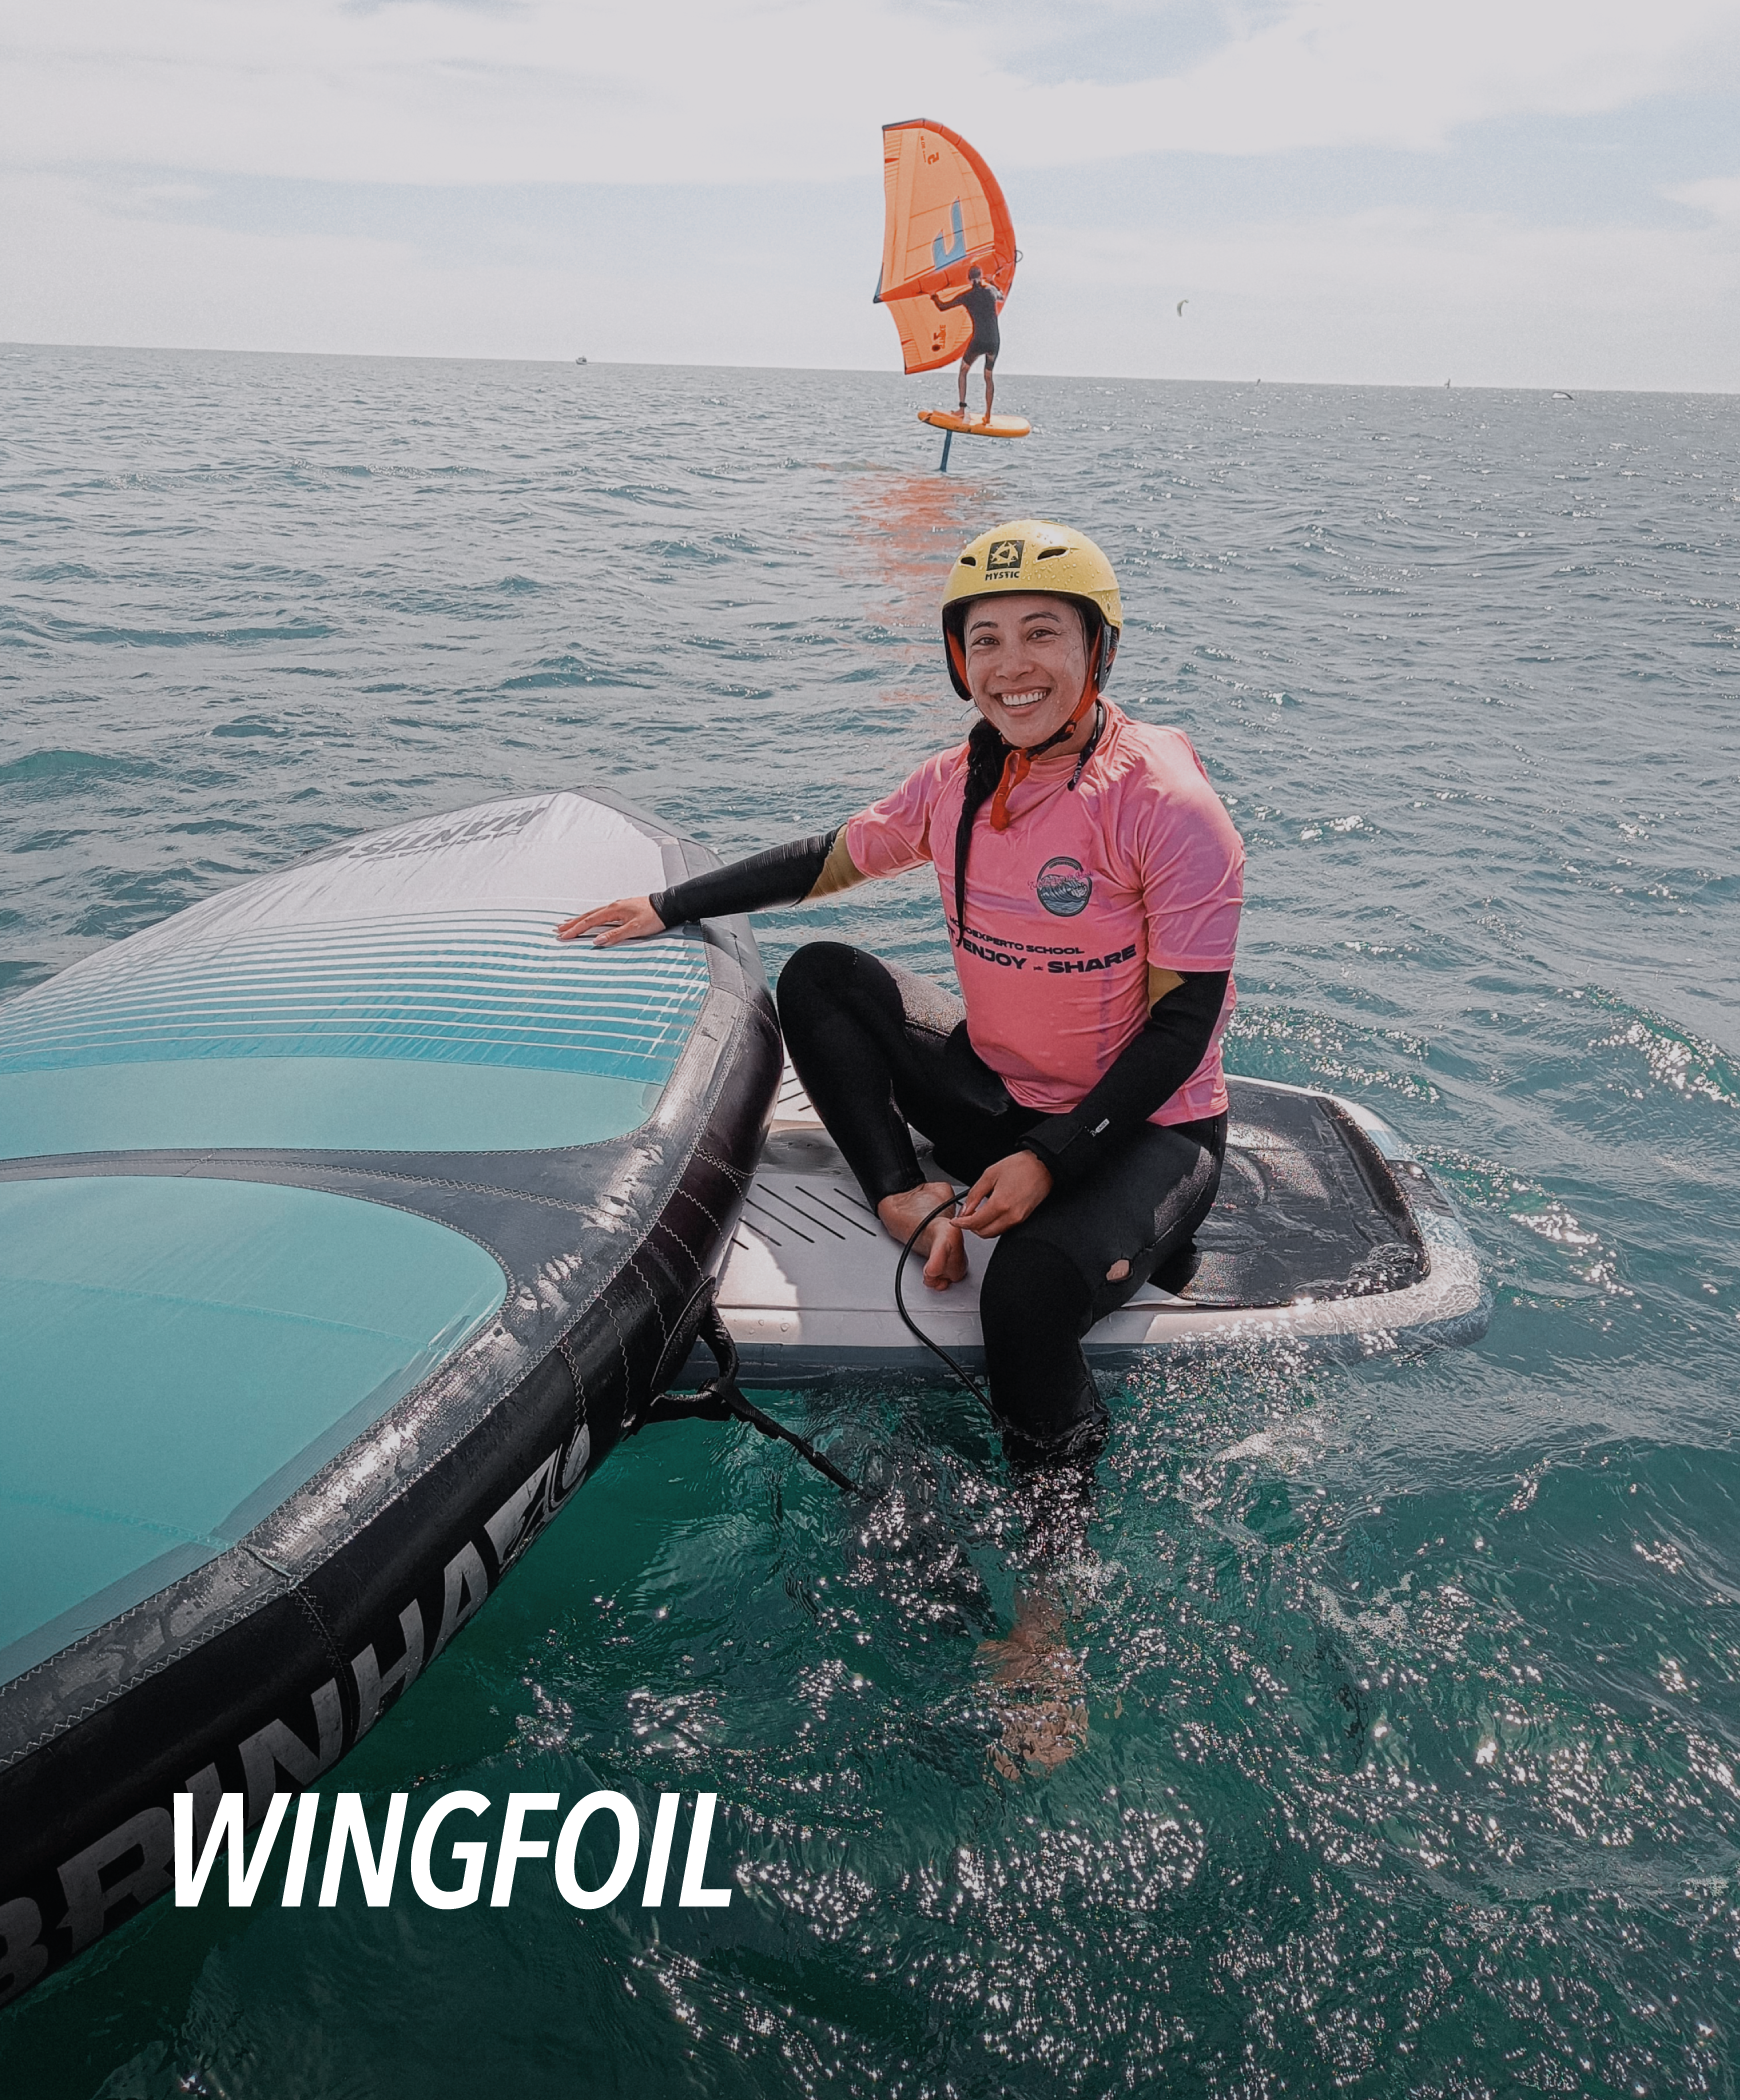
4,341 -> 1735,400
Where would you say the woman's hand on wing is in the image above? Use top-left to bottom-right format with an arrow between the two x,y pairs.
957,1151 -> 1053,1238
555,896 -> 666,945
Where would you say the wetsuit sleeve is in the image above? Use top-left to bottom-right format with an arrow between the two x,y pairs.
1016,972 -> 1230,1191
649,828 -> 860,926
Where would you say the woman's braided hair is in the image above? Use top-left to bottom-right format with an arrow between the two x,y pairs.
952,715 -> 1009,939
948,597 -> 1105,939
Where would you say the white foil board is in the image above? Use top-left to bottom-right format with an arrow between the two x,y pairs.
708,1064 -> 1489,1386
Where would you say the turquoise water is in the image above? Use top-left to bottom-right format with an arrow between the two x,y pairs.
2,343 -> 1739,2097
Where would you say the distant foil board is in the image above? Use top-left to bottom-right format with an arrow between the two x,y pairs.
918,409 -> 1031,438
692,1065 -> 1487,1384
0,788 -> 779,2006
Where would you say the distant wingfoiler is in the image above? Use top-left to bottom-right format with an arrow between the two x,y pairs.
874,118 -> 1016,374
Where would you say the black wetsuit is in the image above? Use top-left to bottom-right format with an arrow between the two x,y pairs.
650,836 -> 1229,1463
936,282 -> 1000,361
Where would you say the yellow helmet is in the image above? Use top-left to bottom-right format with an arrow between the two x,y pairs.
940,520 -> 1123,700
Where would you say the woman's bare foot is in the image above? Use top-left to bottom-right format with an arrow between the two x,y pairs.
877,1180 -> 967,1289
980,1592 -> 1088,1777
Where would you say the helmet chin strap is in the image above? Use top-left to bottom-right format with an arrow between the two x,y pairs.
987,632 -> 1106,832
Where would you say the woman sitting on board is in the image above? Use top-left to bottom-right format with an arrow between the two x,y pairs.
559,521 -> 1244,1468
931,263 -> 1003,423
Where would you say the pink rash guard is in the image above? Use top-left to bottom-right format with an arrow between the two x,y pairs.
843,704 -> 1244,1126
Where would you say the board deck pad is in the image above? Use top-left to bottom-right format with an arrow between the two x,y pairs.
706,1065 -> 1487,1380
918,409 -> 1031,438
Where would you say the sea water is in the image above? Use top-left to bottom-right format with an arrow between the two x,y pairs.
1,344 -> 1738,2099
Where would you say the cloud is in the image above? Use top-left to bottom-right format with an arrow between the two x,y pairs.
1018,201 -> 1740,390
3,0 -> 1738,186
1667,175 -> 1740,222
991,0 -> 1740,164
0,170 -> 886,366
4,2 -> 1735,386
7,166 -> 1735,392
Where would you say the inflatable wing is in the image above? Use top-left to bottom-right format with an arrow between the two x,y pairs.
0,788 -> 779,2005
875,118 -> 1017,376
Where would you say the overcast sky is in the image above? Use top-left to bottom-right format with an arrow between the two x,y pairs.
3,0 -> 1738,389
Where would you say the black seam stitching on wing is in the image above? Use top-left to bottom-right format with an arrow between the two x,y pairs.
0,1592 -> 265,1764
693,1143 -> 751,1189
657,1190 -> 724,1254
272,1568 -> 351,1700
593,1289 -> 636,1426
556,1330 -> 588,1444
630,1254 -> 671,1354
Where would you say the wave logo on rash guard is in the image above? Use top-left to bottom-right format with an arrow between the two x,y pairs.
1035,855 -> 1092,917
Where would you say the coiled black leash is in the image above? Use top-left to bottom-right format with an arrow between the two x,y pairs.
638,1293 -> 859,1495
643,1198 -> 994,1491
892,1193 -> 990,1406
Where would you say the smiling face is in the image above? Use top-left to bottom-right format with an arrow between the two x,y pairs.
960,593 -> 1093,749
